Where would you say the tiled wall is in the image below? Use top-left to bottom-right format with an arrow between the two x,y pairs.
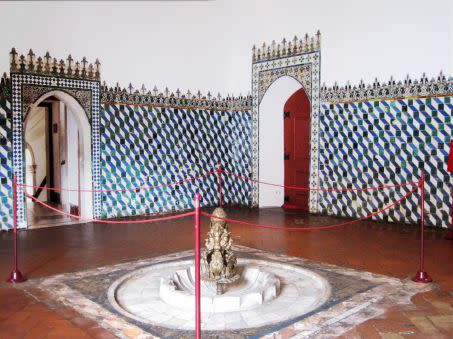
1,71 -> 451,230
100,104 -> 252,218
0,95 -> 12,229
0,96 -> 252,230
318,96 -> 452,228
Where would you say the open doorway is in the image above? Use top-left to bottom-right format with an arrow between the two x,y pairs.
24,92 -> 92,228
258,77 -> 311,210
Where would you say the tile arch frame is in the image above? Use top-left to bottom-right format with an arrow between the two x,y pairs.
11,73 -> 101,228
251,50 -> 321,212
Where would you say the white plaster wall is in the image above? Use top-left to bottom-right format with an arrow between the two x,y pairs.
24,148 -> 34,197
66,109 -> 80,206
0,0 -> 450,94
259,76 -> 302,207
51,101 -> 61,191
59,104 -> 69,211
59,104 -> 80,211
24,107 -> 47,201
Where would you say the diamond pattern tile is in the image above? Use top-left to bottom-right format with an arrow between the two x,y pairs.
318,96 -> 453,228
0,98 -> 12,229
100,105 -> 252,218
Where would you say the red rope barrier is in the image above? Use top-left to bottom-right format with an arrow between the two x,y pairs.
201,185 -> 418,231
18,171 -> 215,193
18,167 -> 417,196
222,169 -> 419,192
25,193 -> 194,224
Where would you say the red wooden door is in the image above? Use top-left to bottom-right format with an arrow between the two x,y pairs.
283,88 -> 311,211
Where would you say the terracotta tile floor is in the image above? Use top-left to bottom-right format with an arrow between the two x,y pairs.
1,207 -> 452,338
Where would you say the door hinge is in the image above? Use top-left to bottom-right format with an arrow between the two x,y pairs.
284,195 -> 290,202
284,153 -> 290,160
284,111 -> 290,118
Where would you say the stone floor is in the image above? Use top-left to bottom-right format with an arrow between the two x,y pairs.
0,207 -> 452,338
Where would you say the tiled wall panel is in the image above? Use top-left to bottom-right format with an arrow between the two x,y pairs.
318,96 -> 452,228
100,104 -> 252,218
0,98 -> 12,229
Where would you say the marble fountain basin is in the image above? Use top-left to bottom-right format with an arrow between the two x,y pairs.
108,258 -> 331,330
160,266 -> 280,313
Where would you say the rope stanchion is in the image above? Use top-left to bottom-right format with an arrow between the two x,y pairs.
6,175 -> 26,283
222,169 -> 418,192
412,172 -> 432,283
25,193 -> 194,224
18,171 -> 215,194
201,185 -> 418,231
216,164 -> 223,207
193,193 -> 201,339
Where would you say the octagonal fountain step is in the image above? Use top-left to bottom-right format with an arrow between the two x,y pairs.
108,258 -> 331,331
160,266 -> 280,313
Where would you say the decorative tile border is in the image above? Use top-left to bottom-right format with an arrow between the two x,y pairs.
252,32 -> 321,63
252,46 -> 321,211
22,84 -> 93,120
258,64 -> 312,103
9,48 -> 100,81
100,83 -> 252,111
320,72 -> 453,104
11,73 -> 101,227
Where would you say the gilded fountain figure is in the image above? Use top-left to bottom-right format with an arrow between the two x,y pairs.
201,207 -> 239,294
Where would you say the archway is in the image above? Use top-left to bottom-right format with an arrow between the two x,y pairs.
258,76 -> 303,207
250,34 -> 321,211
24,90 -> 93,228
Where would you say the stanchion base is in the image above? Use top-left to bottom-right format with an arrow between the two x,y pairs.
411,271 -> 432,283
6,270 -> 26,283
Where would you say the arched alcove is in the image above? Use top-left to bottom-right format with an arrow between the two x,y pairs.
259,76 -> 303,207
24,90 -> 93,225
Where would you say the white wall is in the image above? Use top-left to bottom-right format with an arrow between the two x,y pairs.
59,103 -> 81,211
24,148 -> 34,197
59,103 -> 69,210
66,109 -> 80,206
24,107 -> 48,201
0,0 -> 450,95
51,101 -> 61,191
259,76 -> 301,207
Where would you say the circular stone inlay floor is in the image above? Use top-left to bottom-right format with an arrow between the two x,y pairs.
108,258 -> 331,331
